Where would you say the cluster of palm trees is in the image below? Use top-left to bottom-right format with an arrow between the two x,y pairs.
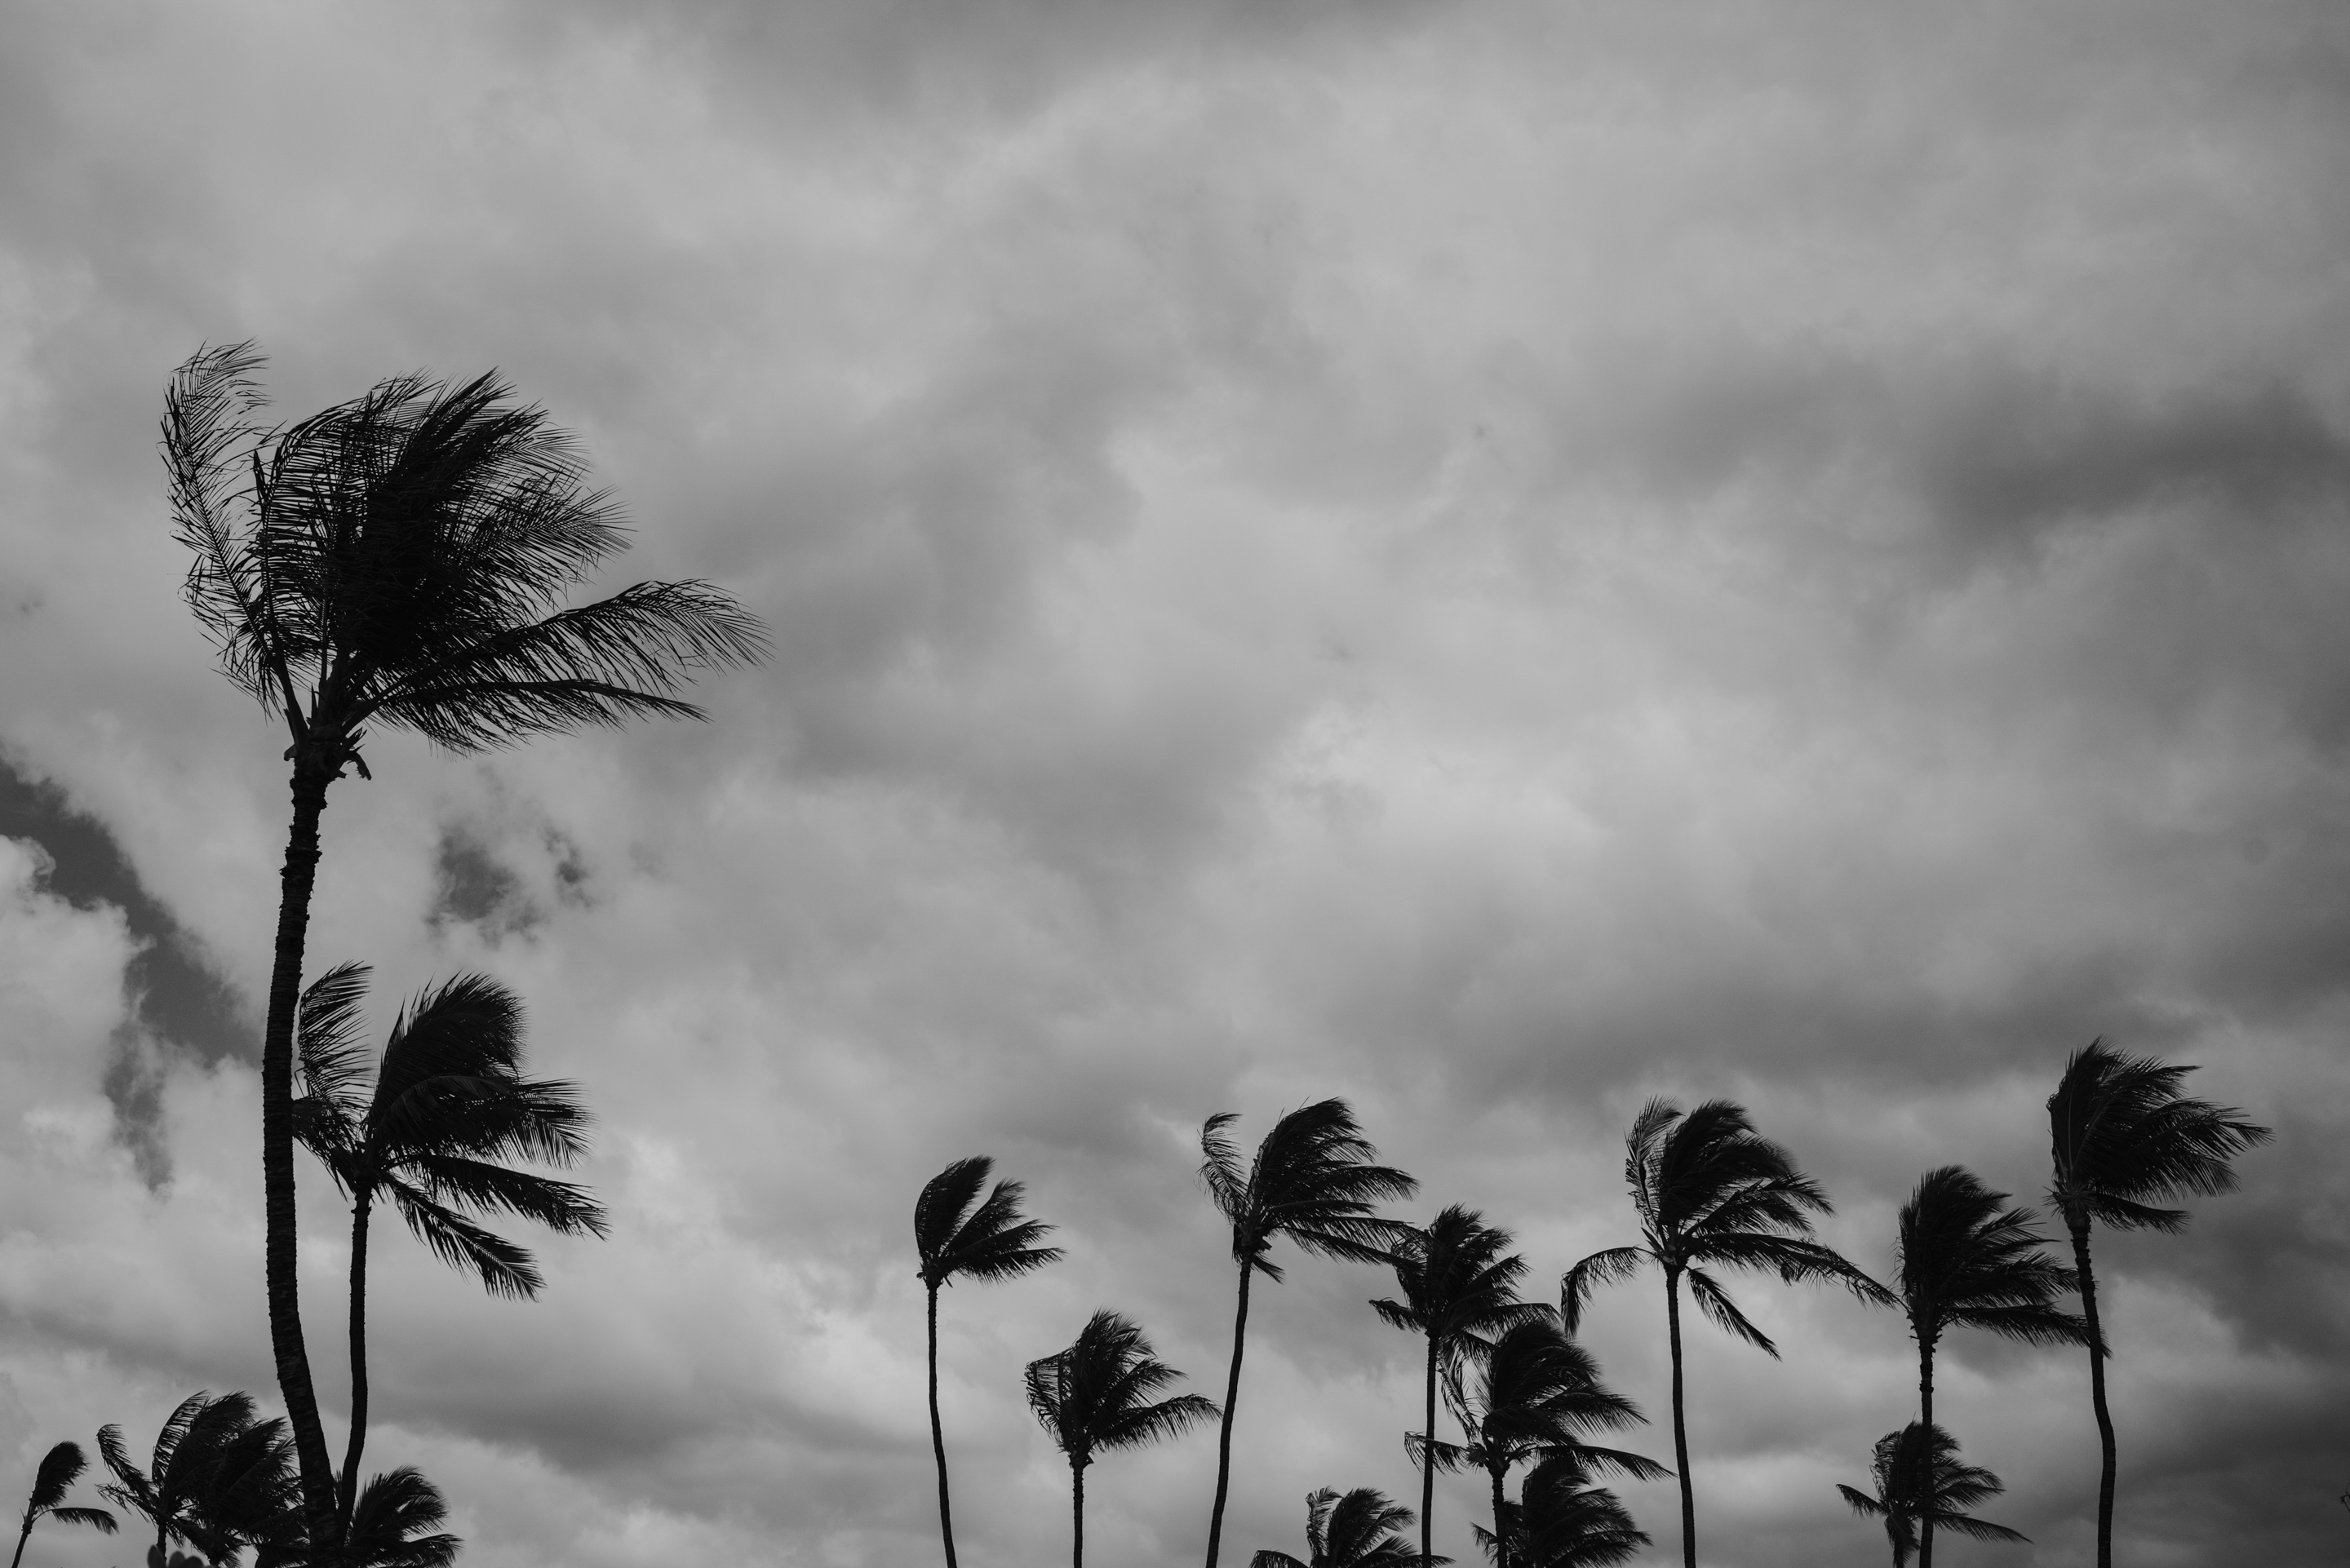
916,1047 -> 2266,1568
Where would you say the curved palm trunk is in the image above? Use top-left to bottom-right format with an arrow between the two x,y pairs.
11,1515 -> 33,1568
2068,1220 -> 2116,1568
264,764 -> 341,1548
1071,1459 -> 1087,1568
1664,1267 -> 1695,1568
1916,1335 -> 1935,1568
928,1284 -> 959,1568
1488,1461 -> 1510,1568
1421,1328 -> 1439,1568
339,1190 -> 375,1529
1204,1259 -> 1253,1568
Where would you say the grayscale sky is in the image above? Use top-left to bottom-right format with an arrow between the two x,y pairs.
0,2 -> 2344,1564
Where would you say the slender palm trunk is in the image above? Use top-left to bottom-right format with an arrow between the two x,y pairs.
1488,1462 -> 1510,1568
264,764 -> 341,1547
1664,1267 -> 1695,1568
2068,1220 -> 2116,1568
1916,1335 -> 1935,1568
338,1190 -> 375,1529
928,1284 -> 958,1568
1420,1328 -> 1439,1568
1204,1259 -> 1253,1568
1071,1459 -> 1086,1568
11,1515 -> 33,1568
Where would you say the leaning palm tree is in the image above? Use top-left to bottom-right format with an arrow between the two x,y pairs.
292,963 -> 607,1528
1895,1167 -> 2088,1568
1026,1310 -> 1219,1568
1477,1451 -> 1648,1568
342,1468 -> 462,1568
2046,1040 -> 2270,1568
1423,1311 -> 1665,1568
1559,1100 -> 1886,1568
1199,1099 -> 1417,1568
96,1393 -> 298,1568
1372,1206 -> 1544,1567
1250,1486 -> 1433,1568
165,343 -> 765,1541
1838,1423 -> 2027,1568
10,1442 -> 116,1568
914,1156 -> 1063,1568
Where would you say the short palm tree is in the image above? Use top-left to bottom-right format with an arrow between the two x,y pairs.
292,963 -> 606,1529
10,1442 -> 116,1568
342,1468 -> 462,1568
1894,1167 -> 2087,1568
166,343 -> 765,1541
1026,1310 -> 1219,1568
1838,1423 -> 2026,1568
1477,1451 -> 1648,1568
1372,1206 -> 1544,1567
2046,1040 -> 2270,1568
1424,1311 -> 1665,1568
1199,1099 -> 1417,1568
1559,1100 -> 1886,1568
1249,1486 -> 1432,1568
914,1155 -> 1063,1568
96,1393 -> 299,1567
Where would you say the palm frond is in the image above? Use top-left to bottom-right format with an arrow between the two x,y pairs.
406,1154 -> 608,1237
1683,1267 -> 1778,1358
47,1505 -> 117,1533
27,1440 -> 87,1514
1559,1247 -> 1649,1333
386,1180 -> 543,1297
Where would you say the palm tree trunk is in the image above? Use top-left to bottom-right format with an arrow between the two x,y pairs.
1917,1335 -> 1935,1568
338,1190 -> 375,1529
11,1515 -> 33,1568
1488,1462 -> 1510,1568
2068,1220 -> 2116,1568
929,1283 -> 958,1568
1071,1460 -> 1086,1568
1665,1267 -> 1695,1568
1420,1328 -> 1438,1568
1204,1258 -> 1253,1568
264,763 -> 342,1548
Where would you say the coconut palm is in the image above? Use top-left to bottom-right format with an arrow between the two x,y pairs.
1559,1100 -> 1886,1568
10,1442 -> 116,1568
1026,1310 -> 1219,1568
342,1468 -> 462,1568
2046,1040 -> 2270,1568
1372,1207 -> 1545,1567
1422,1311 -> 1665,1568
96,1393 -> 299,1568
292,963 -> 607,1528
1199,1099 -> 1417,1568
1249,1486 -> 1434,1568
1838,1423 -> 2027,1568
1895,1167 -> 2088,1568
165,343 -> 765,1540
914,1156 -> 1063,1568
1475,1451 -> 1648,1568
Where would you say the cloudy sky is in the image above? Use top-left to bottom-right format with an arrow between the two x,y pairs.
1,1 -> 2345,1563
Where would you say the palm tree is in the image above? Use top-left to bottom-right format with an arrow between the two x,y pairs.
2046,1040 -> 2270,1568
1371,1207 -> 1544,1567
1894,1167 -> 2088,1568
10,1442 -> 116,1568
1477,1451 -> 1648,1568
1838,1423 -> 2026,1568
1249,1486 -> 1434,1568
1025,1310 -> 1219,1568
1559,1099 -> 1886,1568
291,963 -> 608,1528
342,1468 -> 462,1568
914,1156 -> 1063,1568
96,1393 -> 299,1568
1199,1099 -> 1417,1568
164,343 -> 766,1540
1423,1311 -> 1665,1568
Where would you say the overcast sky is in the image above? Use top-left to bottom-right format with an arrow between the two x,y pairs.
0,2 -> 2344,1564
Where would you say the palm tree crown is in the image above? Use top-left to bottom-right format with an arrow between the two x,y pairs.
97,1393 -> 300,1568
1249,1486 -> 1433,1568
1026,1311 -> 1218,1568
11,1441 -> 117,1568
343,1468 -> 462,1568
1838,1423 -> 2026,1568
1479,1451 -> 1650,1568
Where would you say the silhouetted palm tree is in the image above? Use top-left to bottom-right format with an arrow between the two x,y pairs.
166,343 -> 765,1542
2046,1040 -> 2270,1568
1423,1312 -> 1665,1568
1838,1423 -> 2026,1568
1199,1100 -> 1417,1568
1559,1100 -> 1885,1568
1894,1167 -> 2087,1568
1475,1451 -> 1648,1568
1250,1487 -> 1433,1568
914,1155 -> 1063,1568
342,1468 -> 462,1568
292,963 -> 606,1528
11,1442 -> 116,1568
1026,1310 -> 1219,1568
1372,1206 -> 1544,1567
97,1393 -> 299,1568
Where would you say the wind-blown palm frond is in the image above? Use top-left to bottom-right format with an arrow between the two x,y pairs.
344,1468 -> 461,1568
1027,1311 -> 1217,1567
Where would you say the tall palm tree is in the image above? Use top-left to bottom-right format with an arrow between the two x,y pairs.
1250,1487 -> 1432,1568
1559,1099 -> 1886,1568
1838,1423 -> 2026,1568
291,963 -> 607,1528
96,1393 -> 299,1568
2046,1040 -> 2270,1568
1476,1451 -> 1648,1568
1423,1311 -> 1665,1568
1025,1310 -> 1219,1568
1372,1207 -> 1544,1567
165,343 -> 765,1541
914,1155 -> 1063,1568
1894,1167 -> 2087,1568
342,1468 -> 462,1568
1199,1099 -> 1417,1568
10,1442 -> 116,1568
